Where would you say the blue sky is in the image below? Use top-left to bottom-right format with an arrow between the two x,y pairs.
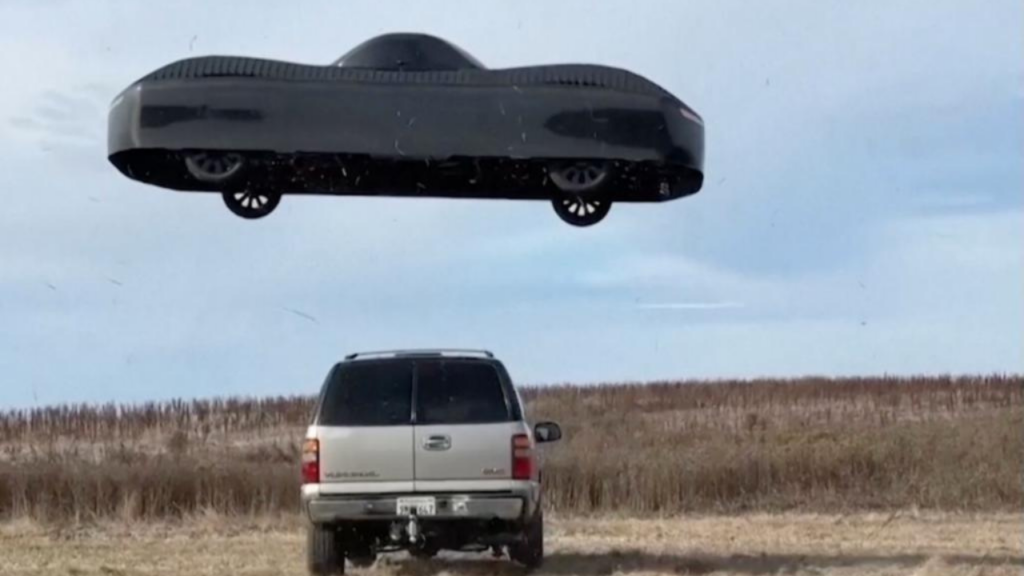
0,0 -> 1021,408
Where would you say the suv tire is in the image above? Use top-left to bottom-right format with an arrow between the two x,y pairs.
509,510 -> 544,570
307,524 -> 345,575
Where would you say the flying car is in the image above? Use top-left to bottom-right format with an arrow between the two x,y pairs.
107,33 -> 704,226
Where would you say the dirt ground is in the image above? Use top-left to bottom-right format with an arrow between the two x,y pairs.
1,513 -> 1020,576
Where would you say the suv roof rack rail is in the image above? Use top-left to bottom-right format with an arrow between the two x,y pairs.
344,348 -> 495,361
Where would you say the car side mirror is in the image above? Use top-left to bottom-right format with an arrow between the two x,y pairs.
534,421 -> 562,443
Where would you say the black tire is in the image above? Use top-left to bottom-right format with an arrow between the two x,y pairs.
307,524 -> 345,575
552,195 -> 611,227
221,189 -> 281,219
509,511 -> 544,571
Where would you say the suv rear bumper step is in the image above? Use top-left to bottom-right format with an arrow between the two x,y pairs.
306,494 -> 525,523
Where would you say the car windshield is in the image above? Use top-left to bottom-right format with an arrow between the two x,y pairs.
333,33 -> 485,70
414,360 -> 511,425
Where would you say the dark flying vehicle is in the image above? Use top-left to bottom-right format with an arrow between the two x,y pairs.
107,33 -> 705,226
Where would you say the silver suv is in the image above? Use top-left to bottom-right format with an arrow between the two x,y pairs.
301,349 -> 562,574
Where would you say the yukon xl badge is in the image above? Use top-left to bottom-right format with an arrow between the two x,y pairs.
325,471 -> 380,479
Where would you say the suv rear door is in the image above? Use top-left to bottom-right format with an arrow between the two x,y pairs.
315,359 -> 415,495
412,359 -> 525,492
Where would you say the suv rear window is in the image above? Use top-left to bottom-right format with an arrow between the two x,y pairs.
318,360 -> 412,426
415,360 -> 511,425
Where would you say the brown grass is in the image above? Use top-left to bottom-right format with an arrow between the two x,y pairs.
0,375 -> 1020,521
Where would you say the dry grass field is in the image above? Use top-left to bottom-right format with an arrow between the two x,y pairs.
1,376 -> 1021,575
1,375 -> 1020,519
1,513 -> 1021,576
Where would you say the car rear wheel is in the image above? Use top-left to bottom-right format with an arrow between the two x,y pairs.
222,189 -> 281,219
185,152 -> 246,183
509,511 -> 544,571
552,195 -> 611,227
307,524 -> 345,575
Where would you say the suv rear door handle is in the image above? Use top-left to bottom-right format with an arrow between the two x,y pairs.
423,435 -> 451,451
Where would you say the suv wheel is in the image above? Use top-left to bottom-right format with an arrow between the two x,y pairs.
509,511 -> 544,570
307,524 -> 345,575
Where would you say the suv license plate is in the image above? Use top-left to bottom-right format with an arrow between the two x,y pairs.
396,497 -> 436,516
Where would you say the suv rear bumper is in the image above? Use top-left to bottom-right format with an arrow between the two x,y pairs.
303,489 -> 535,524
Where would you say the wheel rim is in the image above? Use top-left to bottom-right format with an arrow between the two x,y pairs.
561,196 -> 604,218
554,195 -> 611,226
222,189 -> 280,219
185,152 -> 245,182
230,191 -> 272,212
549,161 -> 609,192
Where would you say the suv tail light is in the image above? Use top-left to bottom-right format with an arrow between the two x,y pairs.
302,439 -> 320,484
512,434 -> 534,480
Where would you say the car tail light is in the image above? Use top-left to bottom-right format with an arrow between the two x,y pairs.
512,434 -> 534,480
302,439 -> 320,484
